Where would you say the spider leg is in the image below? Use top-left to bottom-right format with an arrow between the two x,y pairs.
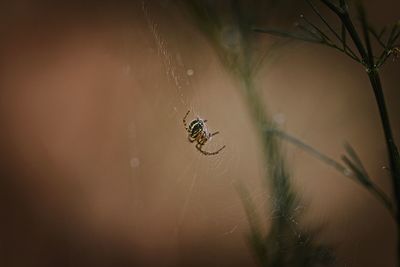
196,143 -> 226,156
210,131 -> 220,137
188,136 -> 196,143
183,110 -> 190,130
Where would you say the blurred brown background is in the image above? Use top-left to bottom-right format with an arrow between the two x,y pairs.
0,1 -> 399,266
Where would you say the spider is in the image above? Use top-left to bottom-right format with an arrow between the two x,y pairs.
183,110 -> 226,156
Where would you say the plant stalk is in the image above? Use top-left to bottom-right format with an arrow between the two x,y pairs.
340,5 -> 400,264
368,69 -> 400,265
334,0 -> 400,220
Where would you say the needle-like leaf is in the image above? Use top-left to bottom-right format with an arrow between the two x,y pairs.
254,27 -> 324,43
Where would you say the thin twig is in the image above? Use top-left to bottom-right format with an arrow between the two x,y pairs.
254,27 -> 323,43
393,30 -> 400,45
378,26 -> 387,40
296,22 -> 325,42
343,143 -> 368,176
339,0 -> 347,10
319,0 -> 344,15
376,49 -> 392,68
368,26 -> 387,49
325,42 -> 362,63
301,14 -> 333,42
358,3 -> 375,66
264,128 -> 346,173
306,0 -> 359,60
386,23 -> 399,47
341,22 -> 347,51
264,127 -> 396,220
306,0 -> 343,41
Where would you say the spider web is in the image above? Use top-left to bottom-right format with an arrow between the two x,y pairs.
135,1 -> 315,266
139,0 -> 243,233
138,0 -> 308,245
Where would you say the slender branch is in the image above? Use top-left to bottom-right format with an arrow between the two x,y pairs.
301,14 -> 333,42
319,0 -> 344,15
264,128 -> 346,173
315,0 -> 368,63
306,0 -> 343,41
368,70 -> 400,211
341,23 -> 347,50
378,26 -> 387,40
339,0 -> 348,10
386,23 -> 399,47
368,26 -> 387,49
358,4 -> 375,66
375,25 -> 400,67
390,30 -> 400,49
306,0 -> 359,60
371,185 -> 397,221
375,25 -> 400,68
325,42 -> 362,63
342,152 -> 396,219
343,143 -> 368,176
376,49 -> 392,68
253,27 -> 323,43
296,22 -> 325,42
340,12 -> 368,62
264,127 -> 396,220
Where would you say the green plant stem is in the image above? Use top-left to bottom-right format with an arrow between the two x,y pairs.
341,14 -> 368,61
266,128 -> 396,221
336,4 -> 400,262
317,1 -> 400,218
368,69 -> 400,266
239,71 -> 295,266
368,69 -> 400,213
316,1 -> 400,262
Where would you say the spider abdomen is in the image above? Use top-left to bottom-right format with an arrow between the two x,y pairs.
188,119 -> 204,138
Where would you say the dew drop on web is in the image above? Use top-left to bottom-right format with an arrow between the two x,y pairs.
130,157 -> 140,169
186,69 -> 194,76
